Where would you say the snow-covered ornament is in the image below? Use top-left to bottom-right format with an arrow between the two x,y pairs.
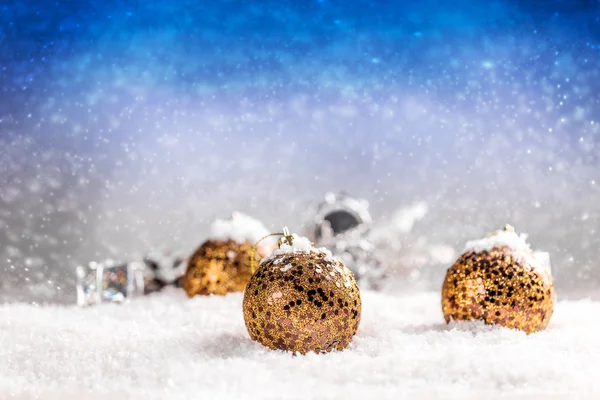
243,228 -> 361,354
76,260 -> 145,306
183,212 -> 274,297
305,192 -> 386,289
442,224 -> 555,334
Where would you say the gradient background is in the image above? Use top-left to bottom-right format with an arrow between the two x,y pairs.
1,0 -> 599,303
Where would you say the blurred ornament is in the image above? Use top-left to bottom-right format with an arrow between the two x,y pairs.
142,250 -> 187,294
183,239 -> 259,296
183,212 -> 273,297
243,228 -> 361,354
305,192 -> 386,289
308,192 -> 371,241
442,224 -> 555,334
76,259 -> 145,306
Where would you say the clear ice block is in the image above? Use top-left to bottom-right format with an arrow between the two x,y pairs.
76,260 -> 145,306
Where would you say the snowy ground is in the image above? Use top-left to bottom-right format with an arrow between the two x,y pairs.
1,289 -> 599,400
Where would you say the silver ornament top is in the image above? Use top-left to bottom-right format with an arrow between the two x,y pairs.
308,192 -> 372,243
304,192 -> 386,289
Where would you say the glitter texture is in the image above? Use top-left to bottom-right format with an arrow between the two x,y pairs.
183,239 -> 261,297
243,250 -> 361,354
442,246 -> 555,334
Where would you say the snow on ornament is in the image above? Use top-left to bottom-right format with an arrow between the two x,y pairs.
182,212 -> 274,297
442,224 -> 555,334
243,228 -> 361,354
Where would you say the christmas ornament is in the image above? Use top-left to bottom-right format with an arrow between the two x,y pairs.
308,192 -> 372,241
243,228 -> 362,354
142,250 -> 187,294
76,259 -> 145,306
305,192 -> 386,289
442,224 -> 555,334
183,212 -> 273,297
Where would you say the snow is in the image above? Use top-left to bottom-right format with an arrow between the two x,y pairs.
392,202 -> 429,234
0,289 -> 598,399
464,228 -> 550,275
271,234 -> 314,254
0,5 -> 598,397
209,212 -> 270,244
263,234 -> 337,265
534,251 -> 552,276
280,264 -> 293,272
370,202 -> 429,240
369,202 -> 457,280
464,228 -> 531,255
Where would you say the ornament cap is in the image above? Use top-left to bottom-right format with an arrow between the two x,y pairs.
250,227 -> 296,273
278,226 -> 295,247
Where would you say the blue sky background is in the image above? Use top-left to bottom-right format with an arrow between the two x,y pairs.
1,0 -> 600,302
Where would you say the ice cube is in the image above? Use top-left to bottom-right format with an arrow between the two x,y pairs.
76,260 -> 145,306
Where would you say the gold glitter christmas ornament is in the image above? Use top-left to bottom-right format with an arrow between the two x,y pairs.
183,213 -> 273,297
183,239 -> 261,296
243,228 -> 362,354
442,224 -> 555,334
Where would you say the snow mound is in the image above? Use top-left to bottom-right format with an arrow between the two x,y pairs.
0,289 -> 598,399
464,227 -> 550,275
209,212 -> 270,244
271,234 -> 313,254
262,234 -> 336,264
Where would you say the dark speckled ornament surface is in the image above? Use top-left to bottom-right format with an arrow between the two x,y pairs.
183,239 -> 261,296
442,247 -> 555,334
243,250 -> 361,354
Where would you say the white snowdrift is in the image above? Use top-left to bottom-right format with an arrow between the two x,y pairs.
0,289 -> 598,399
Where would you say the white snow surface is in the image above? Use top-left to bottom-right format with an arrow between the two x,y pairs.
1,289 -> 598,399
209,213 -> 270,244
